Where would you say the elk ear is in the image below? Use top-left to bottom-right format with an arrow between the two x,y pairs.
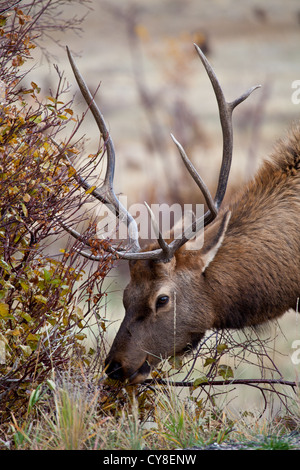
201,210 -> 231,273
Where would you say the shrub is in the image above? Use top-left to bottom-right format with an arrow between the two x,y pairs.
0,3 -> 111,422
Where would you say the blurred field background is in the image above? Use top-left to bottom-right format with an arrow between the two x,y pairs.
31,0 -> 300,414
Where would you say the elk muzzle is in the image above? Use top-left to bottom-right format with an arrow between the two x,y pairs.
105,355 -> 152,384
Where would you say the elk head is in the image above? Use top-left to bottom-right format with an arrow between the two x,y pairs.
64,45 -> 259,384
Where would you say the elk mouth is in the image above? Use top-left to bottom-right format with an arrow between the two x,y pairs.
128,359 -> 151,384
105,355 -> 152,383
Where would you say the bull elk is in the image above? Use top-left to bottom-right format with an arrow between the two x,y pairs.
64,45 -> 300,384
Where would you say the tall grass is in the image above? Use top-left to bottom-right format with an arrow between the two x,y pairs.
3,370 -> 300,450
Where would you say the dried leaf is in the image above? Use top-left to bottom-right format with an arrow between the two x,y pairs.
0,303 -> 9,318
85,185 -> 96,195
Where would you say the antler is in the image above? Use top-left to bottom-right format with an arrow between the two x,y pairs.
65,46 -> 141,253
62,45 -> 260,261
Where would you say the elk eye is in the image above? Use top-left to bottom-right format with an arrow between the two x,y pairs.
156,295 -> 169,310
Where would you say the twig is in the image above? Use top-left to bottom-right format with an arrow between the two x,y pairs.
144,377 -> 298,389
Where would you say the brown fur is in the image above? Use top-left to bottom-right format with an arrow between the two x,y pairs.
105,126 -> 300,383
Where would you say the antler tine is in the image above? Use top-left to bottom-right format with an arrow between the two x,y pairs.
194,44 -> 260,212
170,133 -> 217,222
144,202 -> 172,258
66,46 -> 140,252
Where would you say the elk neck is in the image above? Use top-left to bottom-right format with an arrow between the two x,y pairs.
186,125 -> 300,332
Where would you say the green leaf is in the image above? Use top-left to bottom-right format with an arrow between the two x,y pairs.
46,379 -> 56,391
203,357 -> 216,367
26,333 -> 39,342
34,294 -> 47,304
20,281 -> 30,292
21,202 -> 28,217
0,15 -> 7,27
29,115 -> 42,124
50,278 -> 62,287
43,269 -> 51,282
218,364 -> 234,380
216,343 -> 228,353
0,258 -> 11,273
20,312 -> 33,323
28,384 -> 43,413
193,376 -> 208,388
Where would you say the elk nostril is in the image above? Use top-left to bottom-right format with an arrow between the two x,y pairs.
105,360 -> 124,381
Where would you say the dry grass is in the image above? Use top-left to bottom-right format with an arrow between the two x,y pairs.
2,368 -> 300,451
